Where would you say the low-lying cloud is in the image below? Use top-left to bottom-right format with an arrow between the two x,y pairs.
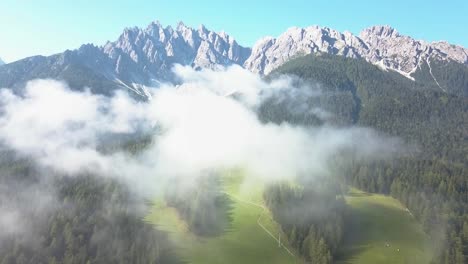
0,64 -> 408,249
0,65 -> 402,191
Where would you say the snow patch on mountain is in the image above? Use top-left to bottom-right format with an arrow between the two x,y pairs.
1,22 -> 467,98
245,25 -> 468,79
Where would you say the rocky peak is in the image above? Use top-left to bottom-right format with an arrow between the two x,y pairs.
245,24 -> 468,77
3,21 -> 467,100
361,25 -> 400,39
245,25 -> 369,74
176,21 -> 187,31
431,41 -> 468,63
81,20 -> 250,95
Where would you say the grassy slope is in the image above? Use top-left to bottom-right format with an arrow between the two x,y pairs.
145,172 -> 432,264
145,172 -> 300,264
336,188 -> 432,264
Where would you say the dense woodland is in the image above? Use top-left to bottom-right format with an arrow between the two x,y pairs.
164,173 -> 232,236
0,52 -> 466,264
267,54 -> 468,264
0,150 -> 180,264
264,178 -> 347,264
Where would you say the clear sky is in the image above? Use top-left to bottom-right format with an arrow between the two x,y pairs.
1,0 -> 467,62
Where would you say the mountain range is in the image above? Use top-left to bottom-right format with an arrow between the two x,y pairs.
0,21 -> 467,98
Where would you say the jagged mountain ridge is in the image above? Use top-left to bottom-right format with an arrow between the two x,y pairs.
0,57 -> 4,65
245,25 -> 468,79
0,22 -> 467,98
0,21 -> 251,97
101,21 -> 251,81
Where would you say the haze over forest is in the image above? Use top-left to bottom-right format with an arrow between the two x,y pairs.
0,3 -> 467,264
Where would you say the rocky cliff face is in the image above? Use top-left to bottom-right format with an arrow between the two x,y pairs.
245,25 -> 468,79
1,22 -> 467,98
0,21 -> 251,97
101,21 -> 251,78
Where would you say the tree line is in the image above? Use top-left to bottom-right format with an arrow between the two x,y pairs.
0,149 -> 180,264
269,53 -> 468,263
264,178 -> 347,264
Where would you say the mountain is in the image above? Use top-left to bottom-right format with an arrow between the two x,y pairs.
0,57 -> 4,65
0,22 -> 467,98
0,22 -> 467,264
245,26 -> 468,88
245,25 -> 468,97
0,21 -> 250,97
264,53 -> 468,264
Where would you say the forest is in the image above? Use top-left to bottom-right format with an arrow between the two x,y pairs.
267,53 -> 468,263
264,177 -> 347,264
0,52 -> 466,264
0,149 -> 180,264
164,173 -> 233,236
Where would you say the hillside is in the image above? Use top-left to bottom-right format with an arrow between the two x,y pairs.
0,17 -> 467,264
268,54 -> 467,163
264,54 -> 467,264
1,22 -> 467,98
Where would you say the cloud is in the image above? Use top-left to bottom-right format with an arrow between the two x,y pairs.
0,65 -> 408,248
0,65 -> 402,190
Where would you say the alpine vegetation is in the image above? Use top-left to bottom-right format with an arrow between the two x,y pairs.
0,65 -> 403,263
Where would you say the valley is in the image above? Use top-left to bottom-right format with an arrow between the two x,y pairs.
0,5 -> 466,263
146,171 -> 299,264
146,171 -> 432,264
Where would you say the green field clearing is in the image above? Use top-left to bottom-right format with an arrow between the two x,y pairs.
336,188 -> 433,264
145,173 -> 432,264
145,172 -> 301,264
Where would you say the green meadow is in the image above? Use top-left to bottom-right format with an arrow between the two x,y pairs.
146,173 -> 432,264
336,188 -> 432,264
145,172 -> 301,264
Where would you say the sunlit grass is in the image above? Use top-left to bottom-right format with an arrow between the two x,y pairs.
336,188 -> 432,264
145,170 -> 300,264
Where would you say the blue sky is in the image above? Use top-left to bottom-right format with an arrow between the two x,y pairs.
1,0 -> 467,62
